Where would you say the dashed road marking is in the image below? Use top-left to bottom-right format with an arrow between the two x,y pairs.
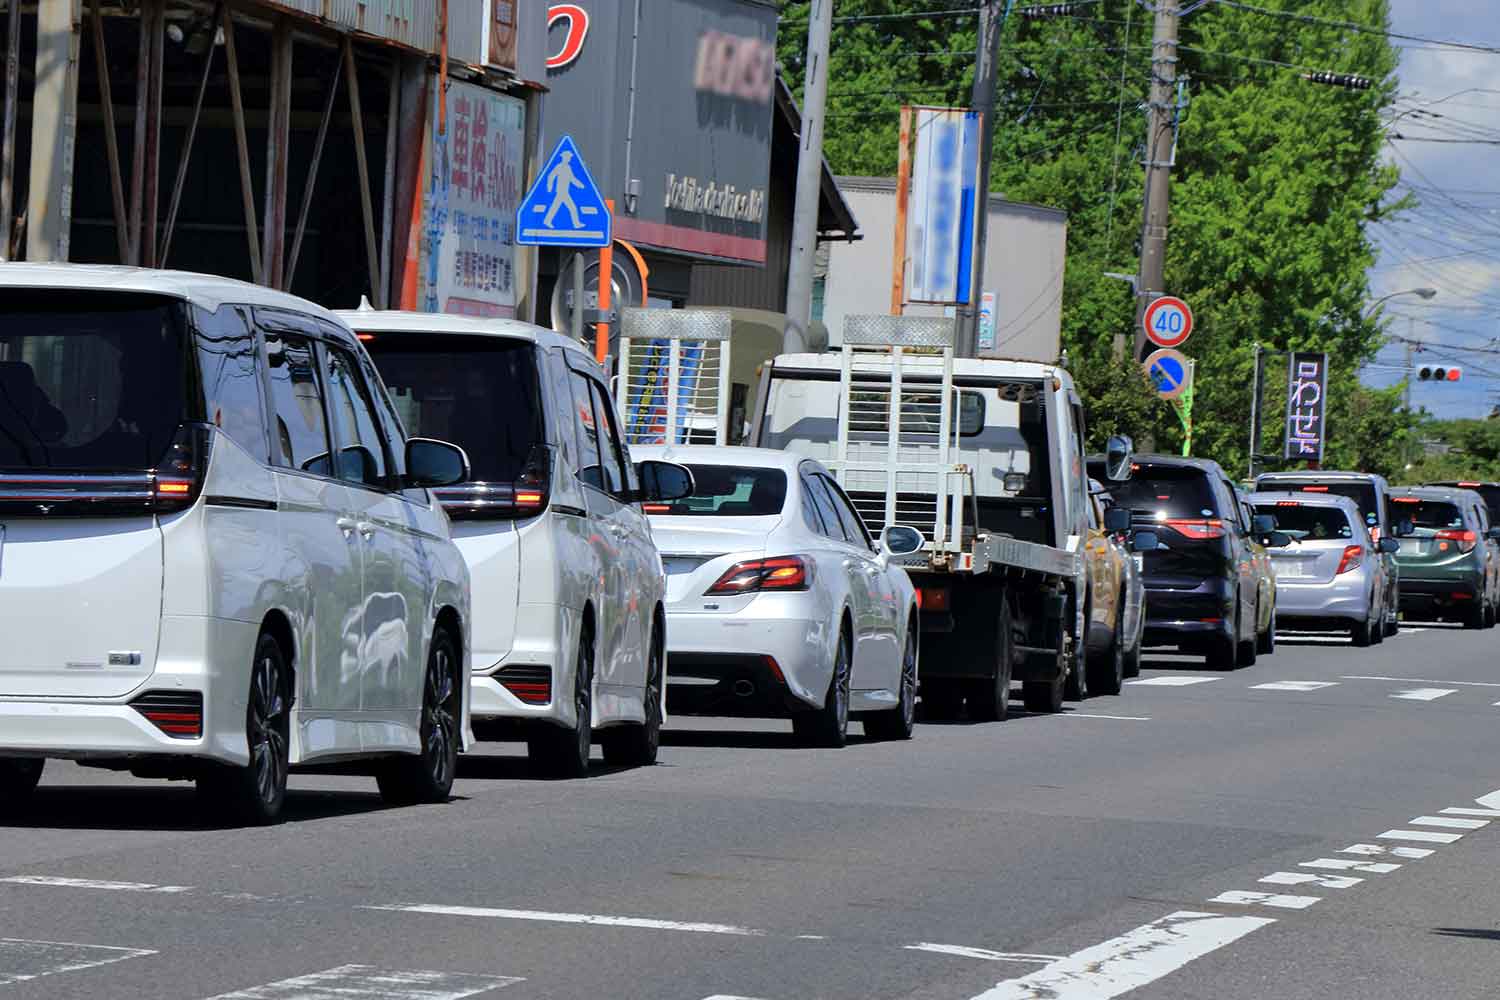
0,875 -> 192,894
1390,688 -> 1459,701
1410,815 -> 1489,830
1378,829 -> 1464,844
701,996 -> 769,1000
1063,713 -> 1153,721
0,938 -> 156,986
965,911 -> 1273,1000
1441,807 -> 1500,818
1127,676 -> 1219,687
1342,843 -> 1434,859
1259,871 -> 1361,889
904,943 -> 1060,964
364,903 -> 766,937
1250,681 -> 1338,692
1209,891 -> 1320,910
1301,858 -> 1400,873
1343,675 -> 1500,688
199,965 -> 521,999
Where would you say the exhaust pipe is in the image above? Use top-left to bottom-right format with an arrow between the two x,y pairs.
732,679 -> 756,698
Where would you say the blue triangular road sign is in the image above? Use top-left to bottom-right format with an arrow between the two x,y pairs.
516,135 -> 611,248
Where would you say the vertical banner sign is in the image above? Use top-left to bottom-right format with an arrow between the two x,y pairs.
1284,351 -> 1329,461
977,291 -> 997,351
421,80 -> 527,317
905,109 -> 981,305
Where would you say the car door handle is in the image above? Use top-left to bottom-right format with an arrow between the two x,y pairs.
356,520 -> 376,539
336,516 -> 357,537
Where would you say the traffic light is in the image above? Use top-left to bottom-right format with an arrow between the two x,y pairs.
1418,365 -> 1463,383
1302,71 -> 1373,90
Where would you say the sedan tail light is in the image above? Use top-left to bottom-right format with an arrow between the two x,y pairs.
1335,544 -> 1364,575
1435,528 -> 1477,553
1163,518 -> 1226,540
706,556 -> 812,595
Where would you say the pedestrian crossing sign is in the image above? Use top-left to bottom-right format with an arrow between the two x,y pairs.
516,135 -> 611,248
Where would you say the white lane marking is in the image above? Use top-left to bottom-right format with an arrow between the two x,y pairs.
966,910 -> 1273,1000
1476,787 -> 1500,811
1063,713 -> 1153,721
905,943 -> 1061,964
1250,681 -> 1338,692
1343,675 -> 1500,689
794,935 -> 827,940
1127,676 -> 1219,687
200,965 -> 521,999
1259,871 -> 1361,889
1342,843 -> 1434,859
1390,688 -> 1459,702
0,875 -> 191,894
1410,815 -> 1489,830
1301,858 -> 1400,874
0,938 -> 156,986
1378,829 -> 1464,844
1209,891 -> 1320,910
365,903 -> 765,937
1441,807 -> 1500,818
701,996 -> 768,1000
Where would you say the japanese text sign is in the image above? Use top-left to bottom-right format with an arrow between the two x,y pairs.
1283,351 -> 1329,461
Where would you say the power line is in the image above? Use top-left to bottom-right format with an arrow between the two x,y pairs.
1214,0 -> 1500,57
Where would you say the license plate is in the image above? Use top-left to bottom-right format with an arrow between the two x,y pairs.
1273,560 -> 1308,578
663,557 -> 703,576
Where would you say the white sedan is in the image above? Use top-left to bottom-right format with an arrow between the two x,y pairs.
631,446 -> 921,746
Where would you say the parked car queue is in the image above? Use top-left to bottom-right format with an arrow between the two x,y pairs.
0,265 -> 1487,825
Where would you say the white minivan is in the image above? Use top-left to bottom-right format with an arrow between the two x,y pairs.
0,266 -> 473,824
345,311 -> 693,778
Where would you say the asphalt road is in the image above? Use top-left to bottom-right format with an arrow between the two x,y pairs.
4,623 -> 1500,1000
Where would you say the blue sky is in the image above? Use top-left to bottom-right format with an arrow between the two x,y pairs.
1362,0 -> 1500,419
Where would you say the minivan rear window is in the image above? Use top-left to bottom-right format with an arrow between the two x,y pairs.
1103,465 -> 1218,519
1261,478 -> 1379,528
1254,502 -> 1353,541
0,294 -> 188,472
1392,498 -> 1464,531
361,333 -> 543,483
649,465 -> 787,516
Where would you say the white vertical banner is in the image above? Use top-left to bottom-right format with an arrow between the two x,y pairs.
905,108 -> 981,305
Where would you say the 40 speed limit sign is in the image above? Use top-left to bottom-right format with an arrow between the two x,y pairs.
1143,296 -> 1193,349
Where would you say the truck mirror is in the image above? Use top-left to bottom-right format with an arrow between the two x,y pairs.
1104,435 -> 1133,481
1003,472 -> 1028,494
1104,507 -> 1132,533
1379,537 -> 1401,554
1251,513 -> 1277,534
1130,530 -> 1160,553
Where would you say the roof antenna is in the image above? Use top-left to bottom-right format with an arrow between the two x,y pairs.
356,295 -> 374,312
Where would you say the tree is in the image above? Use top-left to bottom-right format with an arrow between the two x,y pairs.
779,0 -> 1402,472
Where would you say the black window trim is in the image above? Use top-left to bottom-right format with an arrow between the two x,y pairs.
317,338 -> 401,496
254,320 -> 343,489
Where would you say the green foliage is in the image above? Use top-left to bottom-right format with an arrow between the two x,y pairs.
780,0 -> 1403,473
1399,417 -> 1500,485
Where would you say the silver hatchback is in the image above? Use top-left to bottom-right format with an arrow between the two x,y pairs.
1250,492 -> 1398,646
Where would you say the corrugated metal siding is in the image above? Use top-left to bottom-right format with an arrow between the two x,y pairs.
688,123 -> 795,311
445,0 -> 487,66
257,0 -> 440,53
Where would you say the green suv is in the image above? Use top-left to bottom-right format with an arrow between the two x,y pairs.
1390,486 -> 1500,628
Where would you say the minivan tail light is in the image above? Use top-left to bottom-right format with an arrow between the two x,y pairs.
437,444 -> 552,521
1335,545 -> 1363,575
151,423 -> 213,513
706,556 -> 812,595
1435,528 -> 1477,553
1164,518 -> 1226,540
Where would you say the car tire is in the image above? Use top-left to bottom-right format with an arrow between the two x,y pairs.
1236,605 -> 1258,668
1064,594 -> 1090,701
794,628 -> 851,748
1123,633 -> 1143,679
966,601 -> 1012,724
1256,612 -> 1276,655
0,758 -> 43,806
200,632 -> 290,825
377,627 -> 460,805
1485,599 -> 1497,629
602,627 -> 664,766
1208,611 -> 1237,670
868,621 -> 920,739
1087,613 -> 1125,697
1463,602 -> 1485,630
1023,638 -> 1067,714
528,622 -> 595,778
1352,615 -> 1374,646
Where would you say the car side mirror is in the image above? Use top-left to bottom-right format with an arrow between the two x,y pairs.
1104,435 -> 1134,481
1488,527 -> 1500,541
1251,513 -> 1277,534
1379,537 -> 1401,554
637,460 -> 694,502
881,524 -> 925,556
403,437 -> 470,488
1103,507 -> 1132,534
1130,530 -> 1160,553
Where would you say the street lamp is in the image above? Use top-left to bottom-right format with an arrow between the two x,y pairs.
1363,287 -> 1437,319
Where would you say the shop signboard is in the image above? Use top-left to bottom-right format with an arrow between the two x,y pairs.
420,81 -> 527,317
905,108 -> 981,305
1283,351 -> 1329,461
541,0 -> 776,265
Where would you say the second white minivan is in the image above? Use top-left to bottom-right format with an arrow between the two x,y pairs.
0,266 -> 474,824
347,311 -> 692,778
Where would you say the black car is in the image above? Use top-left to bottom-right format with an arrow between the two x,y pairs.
1089,455 -> 1279,669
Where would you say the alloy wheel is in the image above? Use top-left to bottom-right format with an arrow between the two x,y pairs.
249,647 -> 289,810
423,641 -> 458,789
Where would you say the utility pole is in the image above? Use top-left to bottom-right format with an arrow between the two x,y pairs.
1133,0 -> 1180,361
956,0 -> 1009,357
784,0 -> 833,355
